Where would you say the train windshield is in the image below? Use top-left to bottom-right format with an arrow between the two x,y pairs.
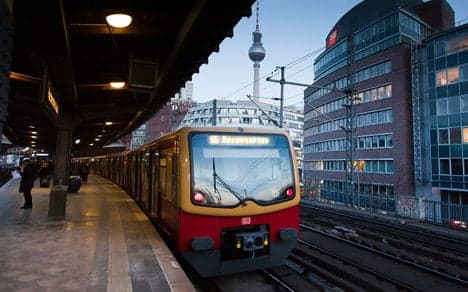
190,133 -> 295,207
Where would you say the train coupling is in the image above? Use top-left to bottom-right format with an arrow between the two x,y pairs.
235,231 -> 269,251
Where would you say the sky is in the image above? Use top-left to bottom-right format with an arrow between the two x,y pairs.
190,0 -> 468,107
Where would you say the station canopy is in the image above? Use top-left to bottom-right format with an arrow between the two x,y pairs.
5,0 -> 254,153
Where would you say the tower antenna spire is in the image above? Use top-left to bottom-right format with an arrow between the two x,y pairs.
255,0 -> 260,31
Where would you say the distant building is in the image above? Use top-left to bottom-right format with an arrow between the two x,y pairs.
130,124 -> 147,150
146,96 -> 196,142
126,81 -> 196,149
177,81 -> 193,100
303,0 -> 455,210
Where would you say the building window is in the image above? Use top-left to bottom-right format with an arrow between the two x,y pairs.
434,40 -> 446,57
461,64 -> 468,82
448,96 -> 460,114
450,128 -> 461,144
463,128 -> 468,143
436,70 -> 447,86
436,67 -> 459,87
462,95 -> 468,112
355,61 -> 391,83
437,98 -> 448,115
447,31 -> 468,54
439,129 -> 449,144
440,159 -> 450,174
452,159 -> 463,175
448,67 -> 459,84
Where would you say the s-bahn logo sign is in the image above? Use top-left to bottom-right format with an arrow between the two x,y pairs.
327,28 -> 338,48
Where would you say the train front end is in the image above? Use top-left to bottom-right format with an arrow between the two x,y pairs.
178,128 -> 300,277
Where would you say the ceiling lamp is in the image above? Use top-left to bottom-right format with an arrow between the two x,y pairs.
75,139 -> 81,144
106,13 -> 132,28
110,81 -> 126,89
105,121 -> 113,126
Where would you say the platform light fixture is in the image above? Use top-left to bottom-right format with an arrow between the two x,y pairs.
89,143 -> 94,146
94,138 -> 100,141
110,82 -> 126,89
106,13 -> 132,28
31,135 -> 38,139
75,139 -> 81,144
105,121 -> 113,126
30,131 -> 38,134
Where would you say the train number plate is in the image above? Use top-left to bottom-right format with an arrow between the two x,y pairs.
241,217 -> 251,225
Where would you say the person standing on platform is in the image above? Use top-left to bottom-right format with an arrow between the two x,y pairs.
19,159 -> 36,209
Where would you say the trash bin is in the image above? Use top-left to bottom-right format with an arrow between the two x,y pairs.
48,185 -> 68,219
68,176 -> 83,193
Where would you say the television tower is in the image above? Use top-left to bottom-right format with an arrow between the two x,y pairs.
248,1 -> 265,101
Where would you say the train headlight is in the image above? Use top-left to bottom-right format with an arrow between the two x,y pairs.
236,241 -> 242,249
282,186 -> 296,198
263,239 -> 269,246
192,191 -> 206,203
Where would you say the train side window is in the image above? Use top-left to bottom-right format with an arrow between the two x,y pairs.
171,153 -> 178,203
159,157 -> 167,197
165,154 -> 173,202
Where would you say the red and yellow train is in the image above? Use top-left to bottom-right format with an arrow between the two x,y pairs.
76,127 -> 300,277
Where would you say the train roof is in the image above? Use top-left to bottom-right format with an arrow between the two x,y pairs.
74,126 -> 291,159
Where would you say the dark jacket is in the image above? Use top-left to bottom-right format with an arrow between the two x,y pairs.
20,163 -> 36,192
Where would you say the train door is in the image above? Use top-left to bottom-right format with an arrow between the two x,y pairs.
135,152 -> 141,200
124,155 -> 130,192
140,150 -> 150,211
158,150 -> 178,235
130,154 -> 137,197
150,149 -> 159,220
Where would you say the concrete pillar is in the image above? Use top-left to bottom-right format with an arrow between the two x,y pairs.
49,128 -> 72,219
0,0 -> 14,151
53,128 -> 73,186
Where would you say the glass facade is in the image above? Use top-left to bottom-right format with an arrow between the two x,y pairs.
305,133 -> 393,153
423,25 -> 468,196
314,39 -> 348,80
313,11 -> 429,81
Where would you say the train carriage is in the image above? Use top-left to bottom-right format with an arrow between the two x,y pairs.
75,127 -> 300,277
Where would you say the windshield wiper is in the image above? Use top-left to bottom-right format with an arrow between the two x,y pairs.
212,158 -> 247,205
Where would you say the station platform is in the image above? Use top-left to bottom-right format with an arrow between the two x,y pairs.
0,175 -> 195,292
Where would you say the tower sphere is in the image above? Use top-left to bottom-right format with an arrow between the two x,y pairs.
249,31 -> 266,62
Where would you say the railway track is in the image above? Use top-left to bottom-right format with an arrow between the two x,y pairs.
300,204 -> 468,280
299,224 -> 468,291
202,268 -> 308,292
301,203 -> 468,255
